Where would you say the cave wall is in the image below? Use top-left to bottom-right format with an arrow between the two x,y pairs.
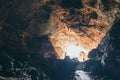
0,0 -> 120,58
0,0 -> 120,80
97,20 -> 120,79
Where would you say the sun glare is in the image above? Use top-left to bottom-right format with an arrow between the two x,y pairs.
66,44 -> 81,59
64,43 -> 89,62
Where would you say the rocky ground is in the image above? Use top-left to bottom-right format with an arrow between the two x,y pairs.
0,0 -> 120,80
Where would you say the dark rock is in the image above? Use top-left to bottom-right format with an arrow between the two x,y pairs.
98,20 -> 120,79
88,49 -> 103,60
0,0 -> 120,80
0,65 -> 2,71
60,0 -> 83,9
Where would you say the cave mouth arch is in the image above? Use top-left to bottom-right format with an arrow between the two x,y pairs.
49,26 -> 90,62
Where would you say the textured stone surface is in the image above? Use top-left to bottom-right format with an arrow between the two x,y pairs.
0,0 -> 120,80
98,20 -> 120,79
49,0 -> 120,60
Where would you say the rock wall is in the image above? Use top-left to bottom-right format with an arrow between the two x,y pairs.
0,0 -> 120,59
49,0 -> 120,60
97,20 -> 120,79
0,0 -> 120,80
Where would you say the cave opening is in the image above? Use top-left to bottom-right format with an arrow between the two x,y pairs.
65,43 -> 88,61
49,25 -> 90,62
0,0 -> 120,80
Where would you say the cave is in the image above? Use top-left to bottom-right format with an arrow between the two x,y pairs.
0,0 -> 120,80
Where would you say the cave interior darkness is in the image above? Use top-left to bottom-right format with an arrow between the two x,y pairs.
0,0 -> 120,80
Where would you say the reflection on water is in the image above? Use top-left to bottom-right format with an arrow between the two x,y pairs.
74,70 -> 91,80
